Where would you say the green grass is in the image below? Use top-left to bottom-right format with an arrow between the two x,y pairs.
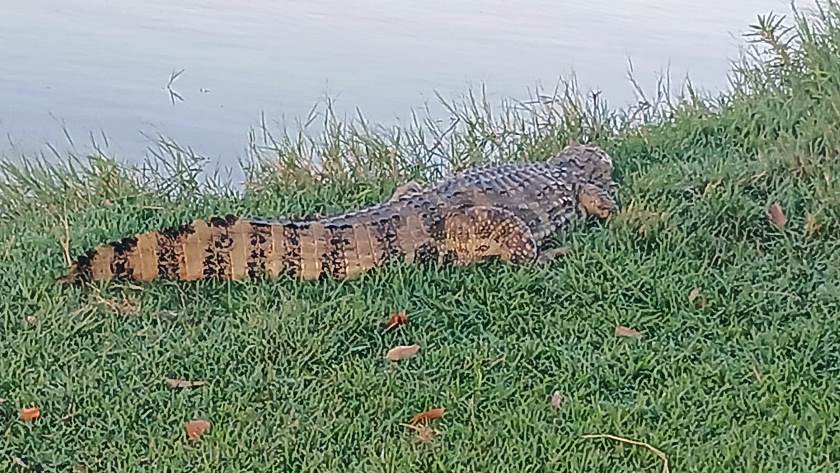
2,4 -> 840,472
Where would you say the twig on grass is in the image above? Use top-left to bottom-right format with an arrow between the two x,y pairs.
582,433 -> 670,473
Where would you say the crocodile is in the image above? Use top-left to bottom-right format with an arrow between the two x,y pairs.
59,144 -> 618,284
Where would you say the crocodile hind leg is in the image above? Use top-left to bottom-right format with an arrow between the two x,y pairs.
438,206 -> 538,266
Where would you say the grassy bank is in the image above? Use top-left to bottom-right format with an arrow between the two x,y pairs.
2,4 -> 840,472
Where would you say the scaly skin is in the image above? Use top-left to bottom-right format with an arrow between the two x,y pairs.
59,144 -> 618,284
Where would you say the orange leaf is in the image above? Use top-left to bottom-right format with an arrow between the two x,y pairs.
165,378 -> 208,389
19,406 -> 41,422
185,419 -> 211,441
386,344 -> 420,361
410,407 -> 445,425
768,202 -> 786,230
615,325 -> 642,338
384,310 -> 408,331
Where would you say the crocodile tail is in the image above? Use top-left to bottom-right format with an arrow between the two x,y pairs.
59,214 -> 306,284
58,212 -> 416,284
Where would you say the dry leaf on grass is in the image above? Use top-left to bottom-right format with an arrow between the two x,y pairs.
409,407 -> 445,425
768,202 -> 786,230
165,378 -> 208,389
386,344 -> 420,361
400,423 -> 440,443
688,288 -> 705,308
10,456 -> 30,469
615,325 -> 642,338
384,310 -> 408,331
583,433 -> 670,473
550,391 -> 563,409
185,419 -> 211,441
19,406 -> 41,422
804,213 -> 822,237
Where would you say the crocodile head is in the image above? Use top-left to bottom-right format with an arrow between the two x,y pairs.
548,144 -> 618,217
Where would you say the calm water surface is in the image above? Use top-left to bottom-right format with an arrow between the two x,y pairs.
0,0 -> 809,169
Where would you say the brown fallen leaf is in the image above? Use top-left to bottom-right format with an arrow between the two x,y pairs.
384,310 -> 408,331
550,391 -> 563,409
409,407 -> 445,425
185,419 -> 211,441
386,344 -> 420,361
165,378 -> 208,389
688,287 -> 705,308
400,422 -> 440,443
19,406 -> 41,422
804,213 -> 822,238
615,325 -> 642,338
768,202 -> 786,230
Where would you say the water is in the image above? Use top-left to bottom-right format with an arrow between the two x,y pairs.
0,0 -> 810,169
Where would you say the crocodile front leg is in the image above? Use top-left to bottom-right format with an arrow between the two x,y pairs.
437,206 -> 538,266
